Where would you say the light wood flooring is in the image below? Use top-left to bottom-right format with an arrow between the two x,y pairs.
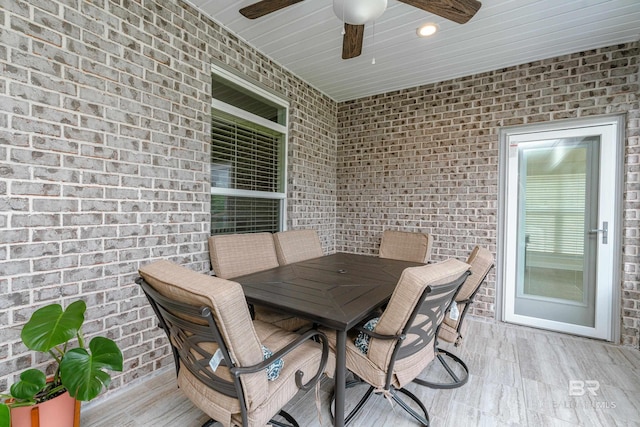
81,317 -> 640,426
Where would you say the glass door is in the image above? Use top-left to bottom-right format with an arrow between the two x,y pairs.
502,121 -> 620,340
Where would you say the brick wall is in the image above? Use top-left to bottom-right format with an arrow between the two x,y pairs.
0,0 -> 637,404
336,43 -> 640,347
0,0 -> 337,394
287,84 -> 337,242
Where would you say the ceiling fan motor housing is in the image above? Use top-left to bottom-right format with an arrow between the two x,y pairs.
333,0 -> 388,25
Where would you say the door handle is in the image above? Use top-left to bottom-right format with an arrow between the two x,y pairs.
589,221 -> 608,244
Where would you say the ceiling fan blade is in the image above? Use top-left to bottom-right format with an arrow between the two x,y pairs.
342,24 -> 364,59
239,0 -> 304,19
398,0 -> 481,24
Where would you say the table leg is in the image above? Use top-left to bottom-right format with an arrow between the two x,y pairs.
334,330 -> 346,427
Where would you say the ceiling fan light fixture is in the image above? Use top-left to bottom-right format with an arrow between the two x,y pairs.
417,22 -> 438,37
333,0 -> 387,25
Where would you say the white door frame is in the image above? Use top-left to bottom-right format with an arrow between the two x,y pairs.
497,115 -> 624,342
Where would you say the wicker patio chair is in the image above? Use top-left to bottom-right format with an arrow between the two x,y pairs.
137,260 -> 334,427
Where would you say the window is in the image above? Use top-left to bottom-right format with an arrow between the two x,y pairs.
210,65 -> 288,235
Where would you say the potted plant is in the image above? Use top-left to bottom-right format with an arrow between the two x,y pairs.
0,300 -> 123,427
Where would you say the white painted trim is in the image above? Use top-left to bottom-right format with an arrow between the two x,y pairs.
210,63 -> 289,109
211,99 -> 287,134
210,187 -> 286,200
210,63 -> 289,231
498,115 -> 624,342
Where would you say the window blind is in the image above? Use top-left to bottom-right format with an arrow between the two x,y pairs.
210,113 -> 284,235
524,173 -> 586,256
211,196 -> 280,234
211,114 -> 281,193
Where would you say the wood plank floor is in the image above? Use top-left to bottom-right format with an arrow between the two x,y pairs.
81,317 -> 640,426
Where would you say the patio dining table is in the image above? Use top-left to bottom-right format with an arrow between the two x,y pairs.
233,252 -> 423,427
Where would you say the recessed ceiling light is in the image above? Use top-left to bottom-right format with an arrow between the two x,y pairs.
416,22 -> 438,37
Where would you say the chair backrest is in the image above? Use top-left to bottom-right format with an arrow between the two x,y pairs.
456,246 -> 494,304
273,229 -> 323,265
438,246 -> 494,343
208,232 -> 279,278
137,260 -> 268,424
378,230 -> 433,264
368,259 -> 471,388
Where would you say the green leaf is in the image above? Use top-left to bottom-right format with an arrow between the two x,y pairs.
87,337 -> 124,372
59,337 -> 123,401
9,369 -> 46,401
0,403 -> 10,427
21,300 -> 86,352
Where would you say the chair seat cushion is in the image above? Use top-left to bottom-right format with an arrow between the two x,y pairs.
179,320 -> 335,427
245,320 -> 335,425
441,302 -> 463,330
321,327 -> 434,390
438,306 -> 469,344
253,305 -> 312,332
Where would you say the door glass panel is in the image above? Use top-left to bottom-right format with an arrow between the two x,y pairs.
514,137 -> 599,327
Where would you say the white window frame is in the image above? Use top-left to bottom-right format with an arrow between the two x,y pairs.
210,64 -> 289,232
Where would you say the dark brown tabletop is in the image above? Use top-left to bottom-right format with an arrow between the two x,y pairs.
235,252 -> 422,330
233,252 -> 424,427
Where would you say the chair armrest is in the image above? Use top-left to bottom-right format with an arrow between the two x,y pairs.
354,325 -> 405,342
230,329 -> 329,391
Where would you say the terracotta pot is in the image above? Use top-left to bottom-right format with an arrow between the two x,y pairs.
9,391 -> 80,427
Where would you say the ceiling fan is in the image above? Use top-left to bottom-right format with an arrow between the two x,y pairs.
239,0 -> 482,60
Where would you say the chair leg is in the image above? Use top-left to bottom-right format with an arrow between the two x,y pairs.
330,380 -> 430,426
269,409 -> 299,427
392,387 -> 430,426
329,378 -> 374,426
413,347 -> 470,389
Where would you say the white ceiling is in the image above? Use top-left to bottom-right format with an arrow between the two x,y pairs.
189,0 -> 640,102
